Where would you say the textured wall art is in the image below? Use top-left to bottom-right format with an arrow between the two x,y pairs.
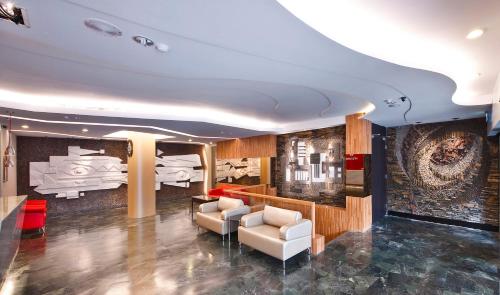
30,146 -> 127,199
216,158 -> 260,185
276,126 -> 346,205
155,149 -> 203,189
30,146 -> 204,199
386,118 -> 499,226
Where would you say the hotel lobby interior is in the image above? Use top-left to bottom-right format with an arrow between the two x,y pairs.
0,1 -> 499,294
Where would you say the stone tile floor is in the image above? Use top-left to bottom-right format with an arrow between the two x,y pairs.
2,197 -> 499,295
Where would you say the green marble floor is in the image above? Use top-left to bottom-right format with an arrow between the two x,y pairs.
2,197 -> 499,294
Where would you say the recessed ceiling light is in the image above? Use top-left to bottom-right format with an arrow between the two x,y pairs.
452,117 -> 460,120
82,128 -> 89,133
415,121 -> 422,124
21,124 -> 29,129
209,141 -> 213,145
132,36 -> 154,47
466,29 -> 484,40
188,138 -> 192,142
84,18 -> 122,37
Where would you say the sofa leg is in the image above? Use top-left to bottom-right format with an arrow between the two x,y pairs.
282,261 -> 286,276
222,234 -> 225,241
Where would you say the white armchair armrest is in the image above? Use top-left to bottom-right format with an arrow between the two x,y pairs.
221,205 -> 250,220
279,219 -> 312,241
199,201 -> 219,213
240,211 -> 264,228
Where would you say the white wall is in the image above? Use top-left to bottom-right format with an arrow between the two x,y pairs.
0,126 -> 17,197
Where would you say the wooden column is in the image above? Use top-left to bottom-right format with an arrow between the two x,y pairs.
346,113 -> 372,154
127,132 -> 156,219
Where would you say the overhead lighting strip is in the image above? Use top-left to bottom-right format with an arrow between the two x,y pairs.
0,113 -> 234,140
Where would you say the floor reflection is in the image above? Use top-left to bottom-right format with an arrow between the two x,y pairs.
2,197 -> 499,294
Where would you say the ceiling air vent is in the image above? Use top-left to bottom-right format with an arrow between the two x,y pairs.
84,18 -> 122,37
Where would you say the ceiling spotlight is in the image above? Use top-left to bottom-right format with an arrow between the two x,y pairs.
21,124 -> 29,129
188,138 -> 192,142
82,128 -> 89,133
132,36 -> 154,47
209,141 -> 213,145
0,1 -> 25,25
84,18 -> 122,37
466,28 -> 484,40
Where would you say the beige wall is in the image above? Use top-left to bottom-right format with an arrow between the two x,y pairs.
0,126 -> 17,198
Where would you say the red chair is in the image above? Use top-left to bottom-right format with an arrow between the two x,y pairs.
18,199 -> 47,233
208,185 -> 250,205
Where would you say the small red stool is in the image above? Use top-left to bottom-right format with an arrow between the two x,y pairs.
18,199 -> 47,234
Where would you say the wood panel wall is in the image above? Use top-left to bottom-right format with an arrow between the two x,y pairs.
227,186 -> 373,249
216,135 -> 277,159
315,196 -> 372,242
346,113 -> 372,154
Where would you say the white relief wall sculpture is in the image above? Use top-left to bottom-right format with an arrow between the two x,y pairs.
216,158 -> 260,182
30,146 -> 205,199
30,146 -> 128,199
155,149 -> 204,189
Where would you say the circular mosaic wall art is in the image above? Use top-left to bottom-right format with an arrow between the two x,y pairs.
396,123 -> 489,207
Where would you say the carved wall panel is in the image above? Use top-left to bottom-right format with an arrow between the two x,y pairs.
216,158 -> 260,184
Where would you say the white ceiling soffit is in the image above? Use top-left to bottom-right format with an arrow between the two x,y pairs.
277,0 -> 500,107
0,0 -> 493,135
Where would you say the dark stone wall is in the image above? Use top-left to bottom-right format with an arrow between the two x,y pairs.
17,137 -> 205,216
276,125 -> 346,205
386,118 -> 499,227
17,137 -> 128,216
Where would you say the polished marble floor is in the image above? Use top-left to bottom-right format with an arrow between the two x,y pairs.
2,197 -> 499,295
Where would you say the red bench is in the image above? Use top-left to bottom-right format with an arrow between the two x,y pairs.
208,185 -> 250,205
18,199 -> 47,233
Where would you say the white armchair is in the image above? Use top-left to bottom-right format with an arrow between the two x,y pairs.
238,205 -> 312,265
196,197 -> 250,240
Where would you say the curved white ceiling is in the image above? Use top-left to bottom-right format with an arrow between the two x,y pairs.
0,0 -> 493,139
277,0 -> 500,106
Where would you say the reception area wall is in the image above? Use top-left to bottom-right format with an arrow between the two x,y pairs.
16,137 -> 206,215
276,125 -> 346,205
386,118 -> 499,230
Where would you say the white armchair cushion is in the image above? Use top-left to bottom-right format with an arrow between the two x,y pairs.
217,197 -> 244,211
221,205 -> 250,220
199,201 -> 219,213
240,211 -> 264,227
262,206 -> 302,228
279,219 -> 312,241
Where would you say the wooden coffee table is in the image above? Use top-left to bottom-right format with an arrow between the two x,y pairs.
191,195 -> 218,220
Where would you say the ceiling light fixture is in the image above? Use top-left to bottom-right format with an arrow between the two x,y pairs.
188,138 -> 193,142
11,129 -> 97,139
466,29 -> 484,40
132,36 -> 154,47
84,18 -> 122,37
0,1 -> 25,25
81,128 -> 89,133
21,124 -> 29,129
103,130 -> 175,140
0,89 -> 274,134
